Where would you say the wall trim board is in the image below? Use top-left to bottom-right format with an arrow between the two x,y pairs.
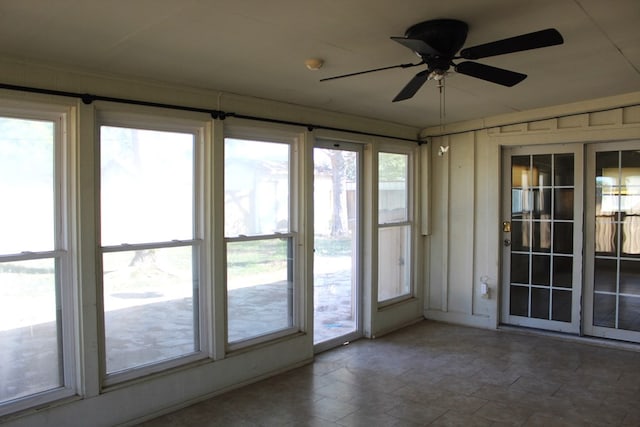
2,336 -> 312,427
120,357 -> 314,427
424,310 -> 493,329
420,92 -> 640,139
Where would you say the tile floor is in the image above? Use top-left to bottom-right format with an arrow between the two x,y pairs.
137,320 -> 640,426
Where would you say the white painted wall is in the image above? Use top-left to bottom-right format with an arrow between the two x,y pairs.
422,91 -> 640,329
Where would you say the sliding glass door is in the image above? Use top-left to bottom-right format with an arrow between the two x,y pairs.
584,142 -> 640,342
313,141 -> 362,350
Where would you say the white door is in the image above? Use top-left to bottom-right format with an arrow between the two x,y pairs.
501,145 -> 583,333
584,142 -> 640,342
313,141 -> 362,351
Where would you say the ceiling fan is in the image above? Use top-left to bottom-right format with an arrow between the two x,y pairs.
320,19 -> 564,102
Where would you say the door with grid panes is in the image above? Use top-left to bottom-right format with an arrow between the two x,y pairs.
501,145 -> 583,333
584,142 -> 640,343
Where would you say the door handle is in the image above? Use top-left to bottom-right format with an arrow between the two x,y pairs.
504,239 -> 511,247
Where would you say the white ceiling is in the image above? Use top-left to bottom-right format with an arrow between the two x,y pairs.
0,0 -> 638,128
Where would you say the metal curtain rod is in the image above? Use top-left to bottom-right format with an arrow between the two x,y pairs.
0,82 -> 420,144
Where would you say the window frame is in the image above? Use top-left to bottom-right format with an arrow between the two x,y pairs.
376,145 -> 415,306
223,125 -> 303,351
0,100 -> 77,416
96,108 -> 210,385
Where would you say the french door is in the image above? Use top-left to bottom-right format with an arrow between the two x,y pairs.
501,145 -> 583,333
584,141 -> 640,342
313,141 -> 362,351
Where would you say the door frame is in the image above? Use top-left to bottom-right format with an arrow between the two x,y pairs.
501,144 -> 584,333
313,139 -> 363,352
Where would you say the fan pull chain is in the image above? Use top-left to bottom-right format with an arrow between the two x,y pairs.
438,79 -> 446,132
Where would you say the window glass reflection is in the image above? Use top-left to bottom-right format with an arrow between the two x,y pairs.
620,260 -> 640,295
552,289 -> 572,322
532,255 -> 550,286
553,222 -> 574,254
554,189 -> 574,220
619,296 -> 640,332
510,285 -> 529,316
554,154 -> 575,186
511,253 -> 529,284
553,256 -> 573,288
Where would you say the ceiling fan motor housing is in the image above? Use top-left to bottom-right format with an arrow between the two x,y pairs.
405,19 -> 469,64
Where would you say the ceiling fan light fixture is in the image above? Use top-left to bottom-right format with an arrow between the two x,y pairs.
429,70 -> 446,81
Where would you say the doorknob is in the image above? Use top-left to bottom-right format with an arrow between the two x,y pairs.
504,239 -> 511,247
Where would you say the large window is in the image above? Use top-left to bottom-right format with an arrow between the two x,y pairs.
224,137 -> 295,345
378,151 -> 412,302
0,110 -> 75,412
100,122 -> 202,378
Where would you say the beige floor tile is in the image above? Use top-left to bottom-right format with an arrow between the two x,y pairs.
138,321 -> 640,426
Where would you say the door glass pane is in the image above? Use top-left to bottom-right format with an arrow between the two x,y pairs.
511,156 -> 531,189
510,285 -> 529,316
554,189 -> 574,220
100,126 -> 194,246
378,225 -> 411,301
553,256 -> 573,288
552,289 -> 572,322
533,155 -> 552,187
622,215 -> 640,256
593,151 -> 640,333
619,296 -> 640,332
620,260 -> 640,295
531,288 -> 550,319
533,221 -> 551,252
510,220 -> 526,251
0,259 -> 61,403
103,246 -> 196,373
0,117 -> 54,253
508,153 -> 574,323
534,189 -> 551,219
510,253 -> 529,284
227,239 -> 293,342
595,217 -> 616,255
593,293 -> 616,327
554,154 -> 575,186
594,258 -> 617,293
313,147 -> 358,345
532,255 -> 551,286
554,222 -> 574,254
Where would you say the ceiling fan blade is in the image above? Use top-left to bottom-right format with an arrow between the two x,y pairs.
320,62 -> 422,82
392,70 -> 429,102
460,28 -> 563,60
391,36 -> 442,56
455,61 -> 526,87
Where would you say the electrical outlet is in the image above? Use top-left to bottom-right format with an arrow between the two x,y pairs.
480,277 -> 490,299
